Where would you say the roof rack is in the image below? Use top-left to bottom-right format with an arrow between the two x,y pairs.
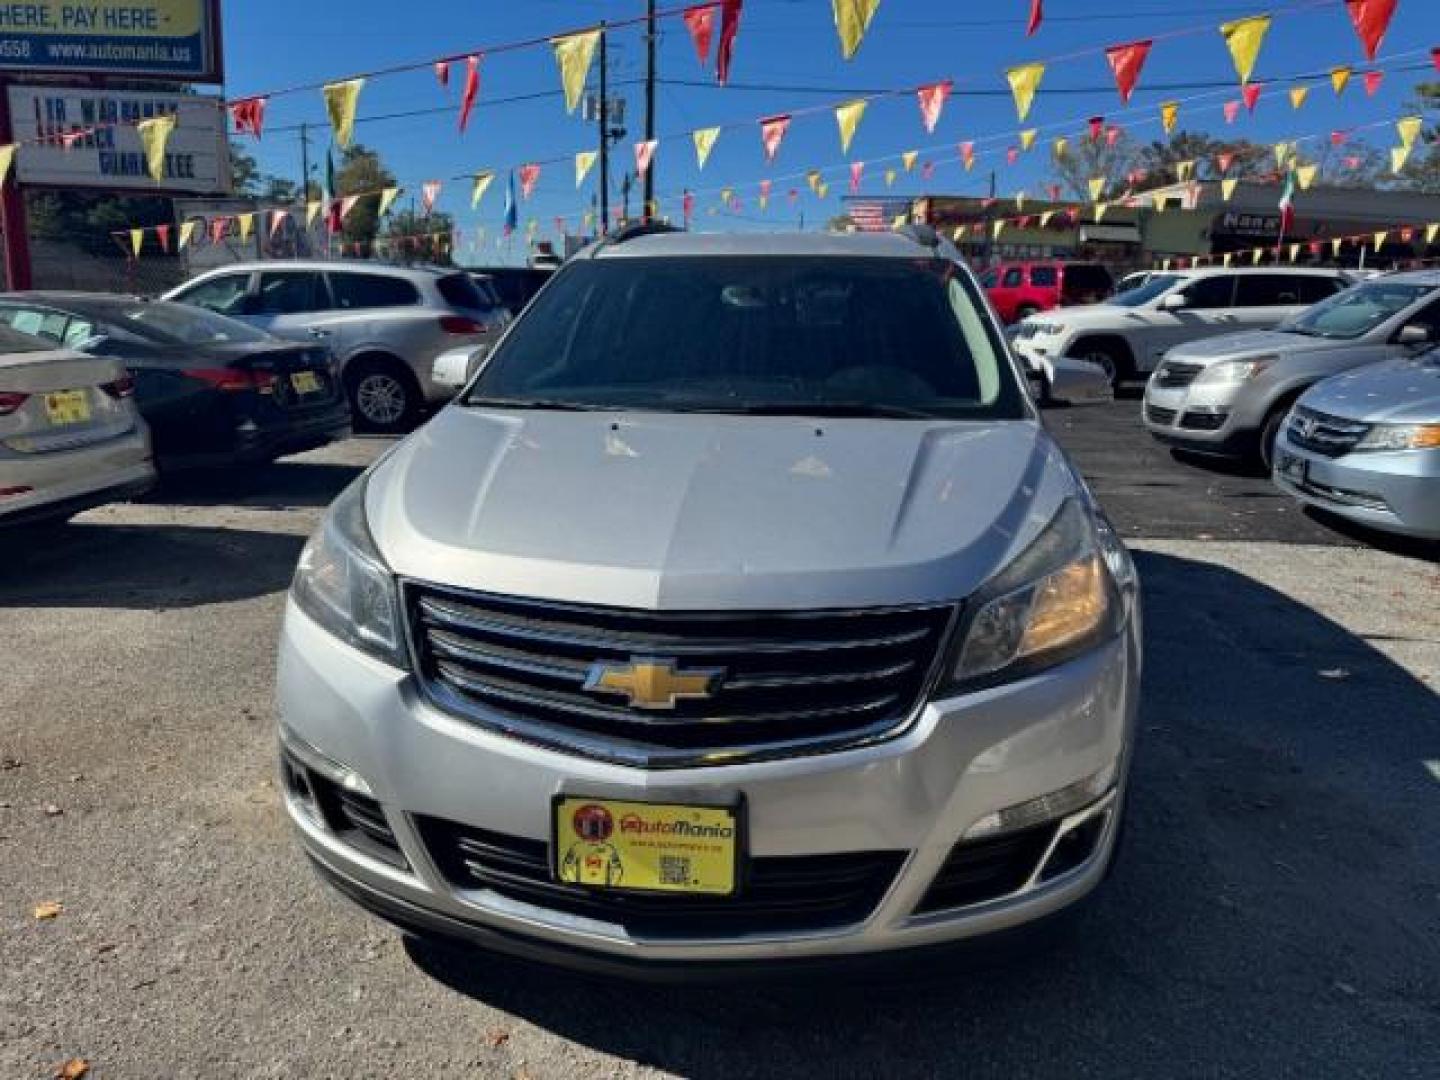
894,222 -> 941,250
596,221 -> 683,252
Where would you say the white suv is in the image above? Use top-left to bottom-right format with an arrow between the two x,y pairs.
1013,267 -> 1352,390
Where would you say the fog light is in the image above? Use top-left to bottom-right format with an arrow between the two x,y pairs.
964,762 -> 1117,840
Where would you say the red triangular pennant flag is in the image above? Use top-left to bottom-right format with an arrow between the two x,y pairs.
1242,83 -> 1261,112
1006,147 -> 1019,166
634,139 -> 658,176
458,55 -> 481,133
788,188 -> 798,206
421,181 -> 442,213
1088,116 -> 1104,141
1216,152 -> 1235,173
1224,100 -> 1241,123
916,81 -> 951,134
1432,47 -> 1440,72
268,209 -> 288,239
155,224 -> 171,252
209,217 -> 228,244
1344,154 -> 1362,168
1331,129 -> 1349,146
849,160 -> 864,194
921,161 -> 935,181
435,61 -> 450,88
683,4 -> 716,68
1345,0 -> 1396,62
519,163 -> 541,199
1105,40 -> 1152,104
1106,125 -> 1121,147
682,190 -> 695,225
1027,0 -> 1043,36
760,114 -> 790,163
716,0 -> 742,86
1047,183 -> 1061,201
230,97 -> 267,140
1362,70 -> 1383,95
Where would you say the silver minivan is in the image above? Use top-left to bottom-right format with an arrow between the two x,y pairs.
276,227 -> 1142,975
166,262 -> 508,432
1144,272 -> 1440,466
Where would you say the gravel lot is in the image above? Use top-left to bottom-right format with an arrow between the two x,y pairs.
3,402 -> 1437,1079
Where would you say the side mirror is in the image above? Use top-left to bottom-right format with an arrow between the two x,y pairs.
431,343 -> 490,390
1045,357 -> 1114,405
1396,324 -> 1433,347
1158,292 -> 1189,312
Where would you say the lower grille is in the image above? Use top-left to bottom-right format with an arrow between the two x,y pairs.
1155,361 -> 1203,389
300,766 -> 407,869
914,823 -> 1057,913
1145,404 -> 1178,426
417,817 -> 905,938
1287,407 -> 1370,458
406,583 -> 954,767
1179,410 -> 1228,431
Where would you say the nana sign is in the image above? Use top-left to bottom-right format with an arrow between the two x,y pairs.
0,1 -> 222,81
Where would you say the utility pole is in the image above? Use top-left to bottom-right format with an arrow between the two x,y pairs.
642,0 -> 656,219
299,123 -> 311,201
598,23 -> 610,232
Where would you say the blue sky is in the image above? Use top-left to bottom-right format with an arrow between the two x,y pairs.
220,0 -> 1440,260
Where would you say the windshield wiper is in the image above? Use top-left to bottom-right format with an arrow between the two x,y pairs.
685,402 -> 941,420
1279,325 -> 1324,337
465,397 -> 614,411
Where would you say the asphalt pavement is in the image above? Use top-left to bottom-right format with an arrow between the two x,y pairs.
2,406 -> 1437,1079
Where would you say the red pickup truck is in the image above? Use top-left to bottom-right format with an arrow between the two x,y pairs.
979,261 -> 1115,325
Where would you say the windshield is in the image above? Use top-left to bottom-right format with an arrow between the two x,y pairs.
101,301 -> 271,345
466,256 -> 1026,419
1279,282 -> 1434,340
1110,274 -> 1182,307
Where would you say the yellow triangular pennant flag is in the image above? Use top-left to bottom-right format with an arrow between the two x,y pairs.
1223,253 -> 1233,267
1176,160 -> 1195,182
237,212 -> 254,243
1161,259 -> 1172,272
1052,137 -> 1068,159
1252,248 -> 1264,265
817,181 -> 830,199
951,226 -> 965,242
1020,129 -> 1037,152
471,171 -> 494,208
1274,142 -> 1294,170
129,228 -> 144,257
1221,16 -> 1270,85
1088,177 -> 1105,202
1288,242 -> 1301,263
136,114 -> 176,182
177,220 -> 196,251
0,143 -> 17,187
1006,63 -> 1045,122
835,99 -> 867,153
322,79 -> 364,148
1161,101 -> 1179,135
1040,210 -> 1056,227
721,186 -> 734,204
574,150 -> 597,188
1222,177 -> 1239,201
1331,237 -> 1344,257
832,0 -> 881,61
1374,231 -> 1387,250
551,29 -> 601,115
693,127 -> 720,169
1295,164 -> 1318,190
884,168 -> 896,187
377,187 -> 399,216
1330,66 -> 1352,95
1391,146 -> 1411,174
1397,116 -> 1423,151
901,150 -> 918,172
1428,223 -> 1440,245
992,220 -> 1005,240
1015,193 -> 1027,211
806,171 -> 821,195
1095,203 -> 1109,222
1289,86 -> 1310,110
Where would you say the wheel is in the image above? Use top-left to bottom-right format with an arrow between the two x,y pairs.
1257,407 -> 1289,472
1075,342 -> 1130,390
347,358 -> 421,434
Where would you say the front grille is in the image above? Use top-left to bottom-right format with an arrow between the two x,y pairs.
295,763 -> 407,869
1179,410 -> 1228,431
1287,407 -> 1370,458
1145,404 -> 1178,426
1015,322 -> 1039,339
406,583 -> 955,767
417,816 -> 905,938
914,823 -> 1057,913
1154,361 -> 1204,389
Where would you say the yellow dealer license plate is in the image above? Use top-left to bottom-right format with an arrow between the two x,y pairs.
44,389 -> 90,426
553,797 -> 740,896
291,371 -> 322,395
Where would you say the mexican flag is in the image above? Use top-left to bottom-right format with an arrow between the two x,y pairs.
1278,168 -> 1296,237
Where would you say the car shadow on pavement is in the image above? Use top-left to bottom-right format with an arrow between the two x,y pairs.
0,524 -> 305,609
145,461 -> 365,510
397,550 -> 1440,1078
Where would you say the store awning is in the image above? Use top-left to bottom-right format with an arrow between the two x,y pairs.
1079,225 -> 1142,244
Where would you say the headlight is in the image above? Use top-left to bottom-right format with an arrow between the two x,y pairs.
291,476 -> 405,666
1353,422 -> 1440,452
1194,355 -> 1279,386
944,500 -> 1126,690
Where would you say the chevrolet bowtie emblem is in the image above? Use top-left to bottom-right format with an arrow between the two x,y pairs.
584,658 -> 725,710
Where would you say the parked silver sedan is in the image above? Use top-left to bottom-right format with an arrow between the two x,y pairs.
1273,353 -> 1440,540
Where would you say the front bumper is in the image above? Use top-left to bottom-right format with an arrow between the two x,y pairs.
1141,379 -> 1257,455
1272,433 -> 1440,539
277,599 -> 1140,970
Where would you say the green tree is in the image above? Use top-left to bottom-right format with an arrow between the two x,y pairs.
1394,82 -> 1440,193
383,208 -> 456,265
1050,133 -> 1139,201
332,144 -> 396,249
230,140 -> 261,195
27,191 -> 171,258
1134,133 -> 1272,185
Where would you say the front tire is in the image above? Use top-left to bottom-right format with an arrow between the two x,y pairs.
1075,342 -> 1131,390
347,358 -> 421,434
1257,407 -> 1288,472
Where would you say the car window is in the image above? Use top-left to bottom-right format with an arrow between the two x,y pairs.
62,318 -> 96,347
1280,282 -> 1434,341
436,273 -> 488,311
0,307 -> 73,344
329,272 -> 421,310
1111,274 -> 1182,307
176,273 -> 252,316
1029,267 -> 1058,287
257,271 -> 329,315
1062,265 -> 1114,295
979,269 -> 999,288
91,300 -> 272,345
1181,275 -> 1236,309
468,256 -> 1026,420
1234,275 -> 1307,307
0,321 -> 53,353
1400,297 -> 1440,341
1297,277 -> 1346,304
1001,268 -> 1024,288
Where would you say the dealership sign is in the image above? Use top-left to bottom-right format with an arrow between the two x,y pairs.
0,1 -> 221,81
7,86 -> 230,194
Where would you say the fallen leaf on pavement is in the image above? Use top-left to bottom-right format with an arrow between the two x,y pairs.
44,803 -> 63,817
1318,668 -> 1350,681
54,1058 -> 89,1079
34,901 -> 64,920
486,1027 -> 511,1048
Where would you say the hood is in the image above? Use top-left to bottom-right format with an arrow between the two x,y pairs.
1300,355 -> 1440,425
1040,304 -> 1142,331
367,408 -> 1079,611
1165,329 -> 1326,363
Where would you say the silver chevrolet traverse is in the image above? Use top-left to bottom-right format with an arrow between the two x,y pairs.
277,228 -> 1142,974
